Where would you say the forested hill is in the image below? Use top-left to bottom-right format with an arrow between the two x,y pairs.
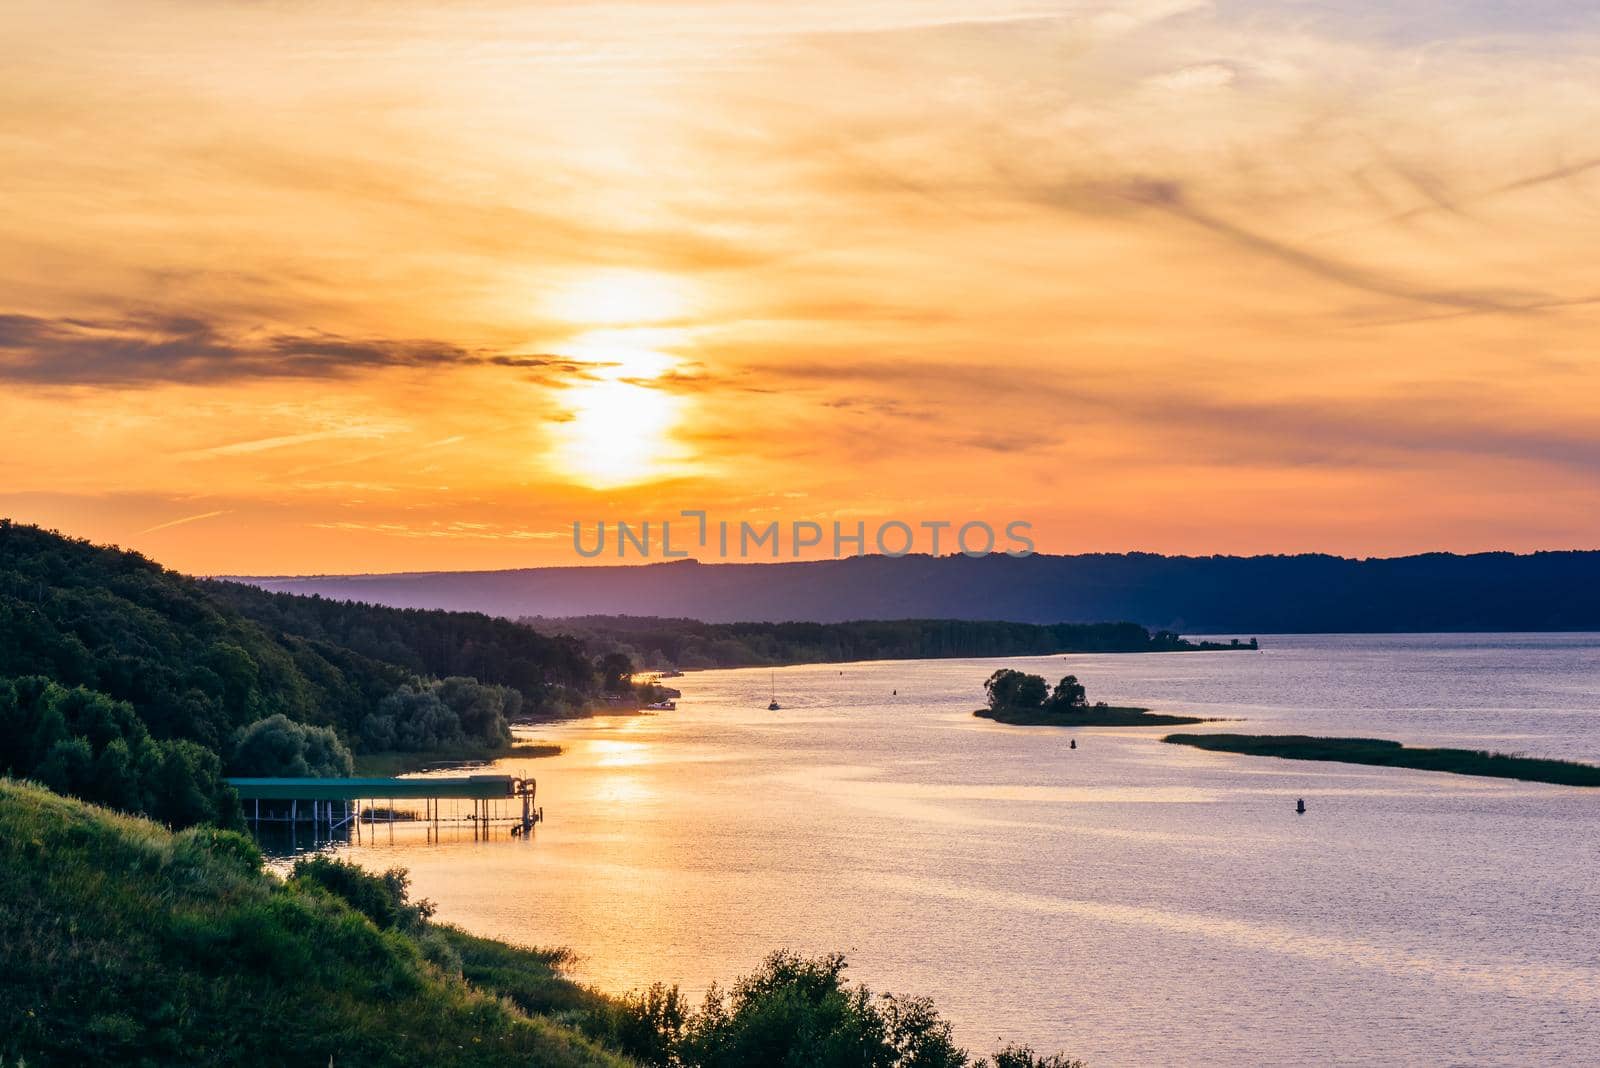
241,550 -> 1600,631
529,616 -> 1249,671
0,521 -> 599,827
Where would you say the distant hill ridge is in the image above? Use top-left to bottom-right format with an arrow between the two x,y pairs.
233,550 -> 1600,632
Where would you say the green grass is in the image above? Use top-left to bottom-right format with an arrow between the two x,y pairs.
1161,734 -> 1600,787
0,778 -> 625,1068
352,741 -> 562,777
976,705 -> 1205,727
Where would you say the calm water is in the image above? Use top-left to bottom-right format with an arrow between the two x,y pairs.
349,635 -> 1600,1066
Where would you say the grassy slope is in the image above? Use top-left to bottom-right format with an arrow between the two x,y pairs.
1162,734 -> 1600,787
0,779 -> 628,1068
975,706 -> 1204,727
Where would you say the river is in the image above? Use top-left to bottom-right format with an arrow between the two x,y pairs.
346,634 -> 1600,1065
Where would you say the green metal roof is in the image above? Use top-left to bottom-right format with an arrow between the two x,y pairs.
226,775 -> 518,801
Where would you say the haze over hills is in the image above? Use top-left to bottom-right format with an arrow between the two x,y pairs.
236,551 -> 1600,633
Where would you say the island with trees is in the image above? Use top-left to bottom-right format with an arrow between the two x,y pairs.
1162,733 -> 1600,787
975,669 -> 1205,727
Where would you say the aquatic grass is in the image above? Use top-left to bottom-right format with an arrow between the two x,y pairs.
352,740 -> 562,777
1162,734 -> 1600,787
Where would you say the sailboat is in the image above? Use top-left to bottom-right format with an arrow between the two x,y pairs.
767,671 -> 781,711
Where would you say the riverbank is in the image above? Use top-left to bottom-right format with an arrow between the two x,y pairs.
1162,734 -> 1600,787
353,740 -> 562,777
1,779 -> 1077,1067
977,705 -> 1205,727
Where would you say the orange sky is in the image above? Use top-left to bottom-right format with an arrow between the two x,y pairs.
3,1 -> 1599,574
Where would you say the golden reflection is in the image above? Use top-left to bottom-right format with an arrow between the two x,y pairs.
588,738 -> 654,769
591,773 -> 656,806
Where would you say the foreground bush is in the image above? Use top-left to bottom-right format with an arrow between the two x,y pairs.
600,950 -> 1080,1068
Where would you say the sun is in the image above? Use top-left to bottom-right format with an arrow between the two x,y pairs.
541,273 -> 702,488
558,372 -> 683,488
547,330 -> 692,488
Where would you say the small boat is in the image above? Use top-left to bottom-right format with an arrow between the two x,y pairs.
767,671 -> 781,711
645,700 -> 676,711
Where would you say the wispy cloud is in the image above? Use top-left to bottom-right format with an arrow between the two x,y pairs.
137,509 -> 230,535
193,427 -> 395,457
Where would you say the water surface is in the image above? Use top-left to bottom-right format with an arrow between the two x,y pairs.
349,635 -> 1600,1065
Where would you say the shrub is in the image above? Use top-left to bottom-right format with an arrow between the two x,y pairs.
229,713 -> 354,777
360,677 -> 518,752
0,677 -> 239,828
598,951 -> 1079,1068
985,670 -> 1049,712
289,855 -> 435,933
981,1046 -> 1088,1068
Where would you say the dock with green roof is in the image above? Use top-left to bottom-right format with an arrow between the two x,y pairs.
227,774 -> 541,843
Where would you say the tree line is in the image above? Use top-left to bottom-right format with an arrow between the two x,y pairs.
0,522 -> 618,827
524,616 -> 1231,671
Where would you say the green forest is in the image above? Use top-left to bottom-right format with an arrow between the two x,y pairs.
0,521 -> 604,829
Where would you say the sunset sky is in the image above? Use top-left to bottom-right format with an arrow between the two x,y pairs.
3,1 -> 1599,574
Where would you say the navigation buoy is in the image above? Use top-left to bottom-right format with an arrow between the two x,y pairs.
1295,798 -> 1306,814
1070,738 -> 1077,750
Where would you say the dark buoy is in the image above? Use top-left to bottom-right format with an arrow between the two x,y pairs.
1070,738 -> 1077,750
1295,797 -> 1306,814
892,689 -> 897,695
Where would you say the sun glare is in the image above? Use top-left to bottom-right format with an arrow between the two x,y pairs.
547,270 -> 692,326
550,330 -> 689,488
540,270 -> 700,488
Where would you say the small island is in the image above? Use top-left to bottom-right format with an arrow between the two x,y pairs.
1162,733 -> 1600,787
974,669 -> 1206,727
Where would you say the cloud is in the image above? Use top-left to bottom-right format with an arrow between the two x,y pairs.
136,509 -> 230,535
191,427 -> 394,458
1025,178 -> 1540,314
0,311 -> 604,387
1117,388 -> 1600,477
756,357 -> 1600,477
